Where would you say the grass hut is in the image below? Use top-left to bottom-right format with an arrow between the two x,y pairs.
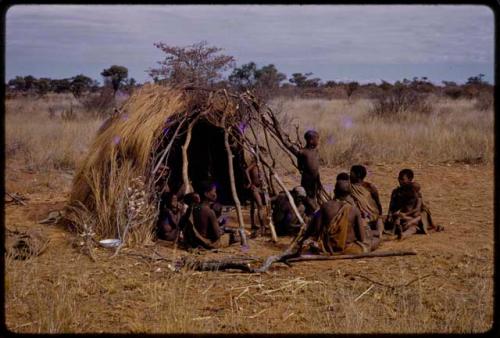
66,84 -> 318,248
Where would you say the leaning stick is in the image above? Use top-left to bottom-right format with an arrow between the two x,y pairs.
286,250 -> 417,263
181,117 -> 199,194
223,124 -> 248,247
271,171 -> 306,227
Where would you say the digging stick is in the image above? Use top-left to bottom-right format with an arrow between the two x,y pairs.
223,126 -> 248,247
285,250 -> 417,263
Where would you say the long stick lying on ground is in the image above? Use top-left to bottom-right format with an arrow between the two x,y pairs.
286,250 -> 417,263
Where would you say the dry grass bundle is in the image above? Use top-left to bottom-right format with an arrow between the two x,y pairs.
67,85 -> 186,242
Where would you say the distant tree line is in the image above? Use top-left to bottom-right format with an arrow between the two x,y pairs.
6,65 -> 135,98
6,41 -> 493,103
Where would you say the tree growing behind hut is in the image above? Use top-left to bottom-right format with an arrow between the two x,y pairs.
149,40 -> 235,87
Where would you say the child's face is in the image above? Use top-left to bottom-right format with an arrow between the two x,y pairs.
204,187 -> 217,202
168,195 -> 178,209
306,135 -> 319,148
398,174 -> 412,186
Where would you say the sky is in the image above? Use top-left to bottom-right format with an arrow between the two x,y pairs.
5,5 -> 495,85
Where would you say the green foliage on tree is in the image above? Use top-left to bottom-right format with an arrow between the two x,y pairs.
149,41 -> 235,87
101,65 -> 129,93
229,62 -> 286,99
289,72 -> 321,88
70,74 -> 94,97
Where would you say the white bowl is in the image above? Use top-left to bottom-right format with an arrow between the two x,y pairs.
99,239 -> 121,248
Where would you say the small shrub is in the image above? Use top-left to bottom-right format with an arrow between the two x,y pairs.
474,92 -> 493,111
370,86 -> 432,118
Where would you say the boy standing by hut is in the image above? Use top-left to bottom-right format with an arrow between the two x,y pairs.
245,148 -> 268,238
278,130 -> 323,215
298,130 -> 322,214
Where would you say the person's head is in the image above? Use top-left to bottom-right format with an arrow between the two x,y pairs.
336,172 -> 350,181
304,130 -> 319,148
183,192 -> 201,206
398,169 -> 414,186
334,180 -> 351,199
350,165 -> 367,182
161,192 -> 178,211
200,181 -> 217,202
292,186 -> 307,203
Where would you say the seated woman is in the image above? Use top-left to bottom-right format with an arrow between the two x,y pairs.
183,181 -> 237,249
156,192 -> 184,242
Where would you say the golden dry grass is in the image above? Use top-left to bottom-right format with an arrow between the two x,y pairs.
4,92 -> 494,334
269,96 -> 493,165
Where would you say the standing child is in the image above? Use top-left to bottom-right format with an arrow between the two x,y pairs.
245,148 -> 268,238
290,130 -> 322,215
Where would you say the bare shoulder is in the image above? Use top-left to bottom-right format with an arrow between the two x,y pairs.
363,181 -> 378,192
412,181 -> 421,192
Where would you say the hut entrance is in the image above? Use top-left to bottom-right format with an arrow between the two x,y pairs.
165,119 -> 247,205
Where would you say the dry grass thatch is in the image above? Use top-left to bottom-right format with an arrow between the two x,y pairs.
65,84 -> 305,247
67,85 -> 187,243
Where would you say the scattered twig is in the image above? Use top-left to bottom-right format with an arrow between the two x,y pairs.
5,192 -> 28,206
345,272 -> 431,290
354,284 -> 375,302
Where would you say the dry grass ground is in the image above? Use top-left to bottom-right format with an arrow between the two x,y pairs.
4,94 -> 494,333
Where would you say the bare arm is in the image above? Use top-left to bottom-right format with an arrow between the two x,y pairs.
245,162 -> 257,188
268,111 -> 301,157
207,208 -> 222,241
353,208 -> 366,243
388,189 -> 398,215
401,197 -> 422,218
300,208 -> 322,244
367,183 -> 383,215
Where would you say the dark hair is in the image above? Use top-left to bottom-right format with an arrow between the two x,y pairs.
183,192 -> 200,206
199,180 -> 216,194
334,180 -> 351,198
350,165 -> 367,180
304,130 -> 319,141
161,191 -> 174,202
399,168 -> 414,180
336,172 -> 350,181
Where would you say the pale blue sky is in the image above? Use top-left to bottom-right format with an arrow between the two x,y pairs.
5,5 -> 495,84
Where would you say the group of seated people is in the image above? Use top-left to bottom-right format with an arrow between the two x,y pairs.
156,162 -> 443,254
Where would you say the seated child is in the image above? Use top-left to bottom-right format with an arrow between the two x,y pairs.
271,186 -> 308,236
386,169 -> 443,238
156,192 -> 184,242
